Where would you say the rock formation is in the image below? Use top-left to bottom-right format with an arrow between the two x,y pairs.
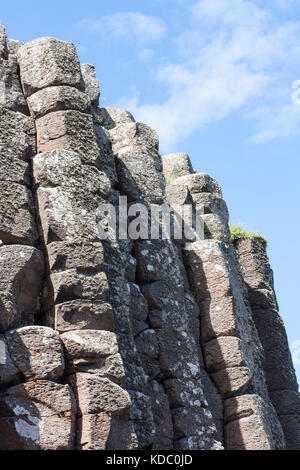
0,21 -> 299,450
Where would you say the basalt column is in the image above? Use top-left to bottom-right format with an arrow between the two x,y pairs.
0,24 -> 77,450
106,112 -> 223,450
235,237 -> 300,449
16,37 -> 137,450
163,154 -> 285,450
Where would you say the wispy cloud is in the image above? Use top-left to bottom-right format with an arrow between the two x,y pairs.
138,48 -> 154,61
119,0 -> 300,150
80,12 -> 166,43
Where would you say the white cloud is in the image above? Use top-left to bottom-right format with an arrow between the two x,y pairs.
250,104 -> 300,142
120,0 -> 300,151
138,48 -> 154,61
80,12 -> 166,43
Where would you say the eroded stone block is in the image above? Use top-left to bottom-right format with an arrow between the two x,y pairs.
162,153 -> 194,180
5,326 -> 64,382
0,380 -> 76,450
0,246 -> 44,332
17,37 -> 83,97
55,300 -> 114,333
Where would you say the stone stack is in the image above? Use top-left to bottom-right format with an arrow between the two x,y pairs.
103,110 -> 222,450
0,22 -> 299,450
163,154 -> 285,449
235,237 -> 300,449
0,24 -> 76,450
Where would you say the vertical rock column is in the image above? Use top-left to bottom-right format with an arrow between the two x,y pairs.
99,109 -> 166,449
234,237 -> 300,449
0,25 -> 76,450
107,112 -> 223,450
17,38 -> 136,450
163,155 -> 285,449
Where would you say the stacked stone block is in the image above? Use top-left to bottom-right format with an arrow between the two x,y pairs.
4,34 -> 136,450
163,154 -> 286,449
0,21 -> 299,450
235,237 -> 300,449
107,112 -> 223,450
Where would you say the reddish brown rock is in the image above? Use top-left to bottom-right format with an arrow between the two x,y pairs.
204,336 -> 246,372
199,296 -> 238,341
47,240 -> 104,273
224,395 -> 274,450
35,110 -> 101,167
210,367 -> 252,398
46,269 -> 109,309
55,300 -> 114,333
77,413 -> 111,450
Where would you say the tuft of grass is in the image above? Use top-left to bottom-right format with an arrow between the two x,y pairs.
165,176 -> 175,184
230,224 -> 267,246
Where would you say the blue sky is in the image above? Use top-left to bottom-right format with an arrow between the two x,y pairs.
1,0 -> 300,381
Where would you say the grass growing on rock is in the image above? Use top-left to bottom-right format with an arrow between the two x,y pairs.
165,176 -> 175,184
230,224 -> 267,246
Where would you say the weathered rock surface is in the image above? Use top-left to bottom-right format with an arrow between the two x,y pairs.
224,394 -> 276,450
54,300 -> 114,333
0,380 -> 76,450
0,334 -> 20,387
5,326 -> 64,382
0,24 -> 297,451
27,86 -> 91,119
17,37 -> 83,97
235,237 -> 300,449
81,64 -> 99,108
162,153 -> 194,180
36,111 -> 101,167
0,246 -> 44,332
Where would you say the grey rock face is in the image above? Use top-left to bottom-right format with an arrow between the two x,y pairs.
0,334 -> 20,387
0,23 -> 28,114
115,152 -> 166,203
0,182 -> 38,245
27,86 -> 91,119
0,380 -> 76,450
5,326 -> 65,382
0,24 -> 297,451
81,64 -> 100,108
235,237 -> 300,449
0,21 -> 8,59
104,107 -> 135,127
162,153 -> 194,180
0,246 -> 44,332
17,37 -> 84,97
0,108 -> 36,159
